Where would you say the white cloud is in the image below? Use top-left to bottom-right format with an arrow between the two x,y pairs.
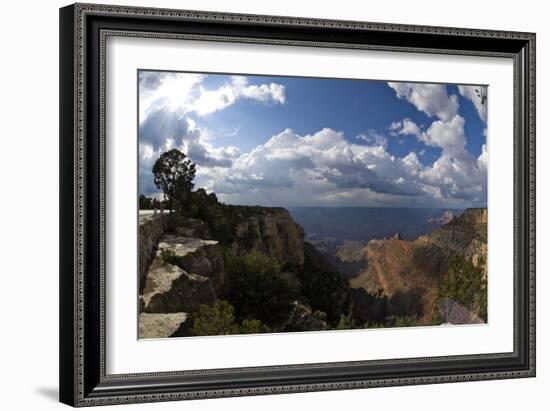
139,73 -> 486,207
140,119 -> 486,207
356,129 -> 388,148
138,72 -> 287,197
385,80 -> 487,205
458,85 -> 488,122
138,109 -> 243,196
422,115 -> 467,153
387,82 -> 459,121
390,115 -> 468,155
139,72 -> 286,120
389,118 -> 422,140
195,127 -> 485,207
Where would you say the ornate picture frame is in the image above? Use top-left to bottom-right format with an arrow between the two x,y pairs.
59,3 -> 535,407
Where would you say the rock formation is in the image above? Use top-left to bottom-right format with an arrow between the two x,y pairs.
439,298 -> 484,325
138,213 -> 168,286
138,205 -> 487,337
348,208 -> 487,324
427,210 -> 455,225
139,313 -> 188,339
233,209 -> 305,268
139,216 -> 222,336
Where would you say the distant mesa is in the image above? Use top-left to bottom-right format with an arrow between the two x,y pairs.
427,210 -> 455,225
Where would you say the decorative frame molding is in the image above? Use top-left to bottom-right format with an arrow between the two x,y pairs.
60,3 -> 535,407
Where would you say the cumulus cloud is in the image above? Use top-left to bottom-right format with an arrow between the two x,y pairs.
356,129 -> 388,148
458,85 -> 488,122
387,82 -> 459,121
195,127 -> 485,207
391,115 -> 467,153
139,73 -> 486,207
139,72 -> 286,120
138,72 -> 286,197
386,82 -> 487,205
389,118 -> 422,140
138,108 -> 241,196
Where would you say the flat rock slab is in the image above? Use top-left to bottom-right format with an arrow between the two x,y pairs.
139,312 -> 188,339
158,235 -> 218,257
141,254 -> 217,314
142,257 -> 185,307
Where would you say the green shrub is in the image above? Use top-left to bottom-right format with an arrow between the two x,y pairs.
336,313 -> 359,330
159,248 -> 178,265
437,255 -> 487,321
190,300 -> 270,336
394,316 -> 418,327
298,247 -> 348,325
191,300 -> 237,336
223,250 -> 300,327
238,319 -> 271,334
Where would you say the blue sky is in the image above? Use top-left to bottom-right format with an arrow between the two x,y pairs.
138,70 -> 487,208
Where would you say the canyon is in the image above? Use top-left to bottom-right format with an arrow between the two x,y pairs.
138,206 -> 487,338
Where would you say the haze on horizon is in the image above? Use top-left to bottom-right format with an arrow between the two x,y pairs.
138,71 -> 488,209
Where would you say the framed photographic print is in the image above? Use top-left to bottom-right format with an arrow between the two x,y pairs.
59,3 -> 536,407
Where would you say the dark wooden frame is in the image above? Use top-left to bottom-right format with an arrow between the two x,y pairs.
60,3 -> 536,407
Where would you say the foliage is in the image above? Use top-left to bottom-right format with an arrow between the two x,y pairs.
393,316 -> 418,327
183,191 -> 279,245
297,248 -> 349,325
139,194 -> 165,210
362,316 -> 417,329
437,255 -> 487,321
336,313 -> 359,330
238,319 -> 271,334
159,248 -> 178,265
152,149 -> 196,213
362,320 -> 386,329
223,250 -> 300,327
190,300 -> 270,336
191,300 -> 237,336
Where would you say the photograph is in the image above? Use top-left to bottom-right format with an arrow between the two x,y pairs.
137,71 -> 489,339
55,2 -> 536,407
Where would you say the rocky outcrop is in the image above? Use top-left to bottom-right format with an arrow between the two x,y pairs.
139,213 -> 168,286
141,247 -> 217,315
172,217 -> 211,239
139,312 -> 188,339
140,234 -> 223,330
284,301 -> 329,332
157,235 -> 224,290
349,208 -> 487,324
233,209 -> 305,268
439,298 -> 484,325
335,241 -> 369,279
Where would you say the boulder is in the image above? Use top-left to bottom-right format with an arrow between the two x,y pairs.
284,301 -> 328,332
157,235 -> 224,290
439,298 -> 484,324
139,312 -> 188,339
138,214 -> 168,288
141,255 -> 216,314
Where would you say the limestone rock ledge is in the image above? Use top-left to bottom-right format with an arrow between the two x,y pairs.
139,214 -> 168,286
139,312 -> 188,339
141,253 -> 217,314
158,235 -> 224,290
233,210 -> 305,268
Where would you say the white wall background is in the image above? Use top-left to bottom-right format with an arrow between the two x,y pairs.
0,0 -> 545,409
